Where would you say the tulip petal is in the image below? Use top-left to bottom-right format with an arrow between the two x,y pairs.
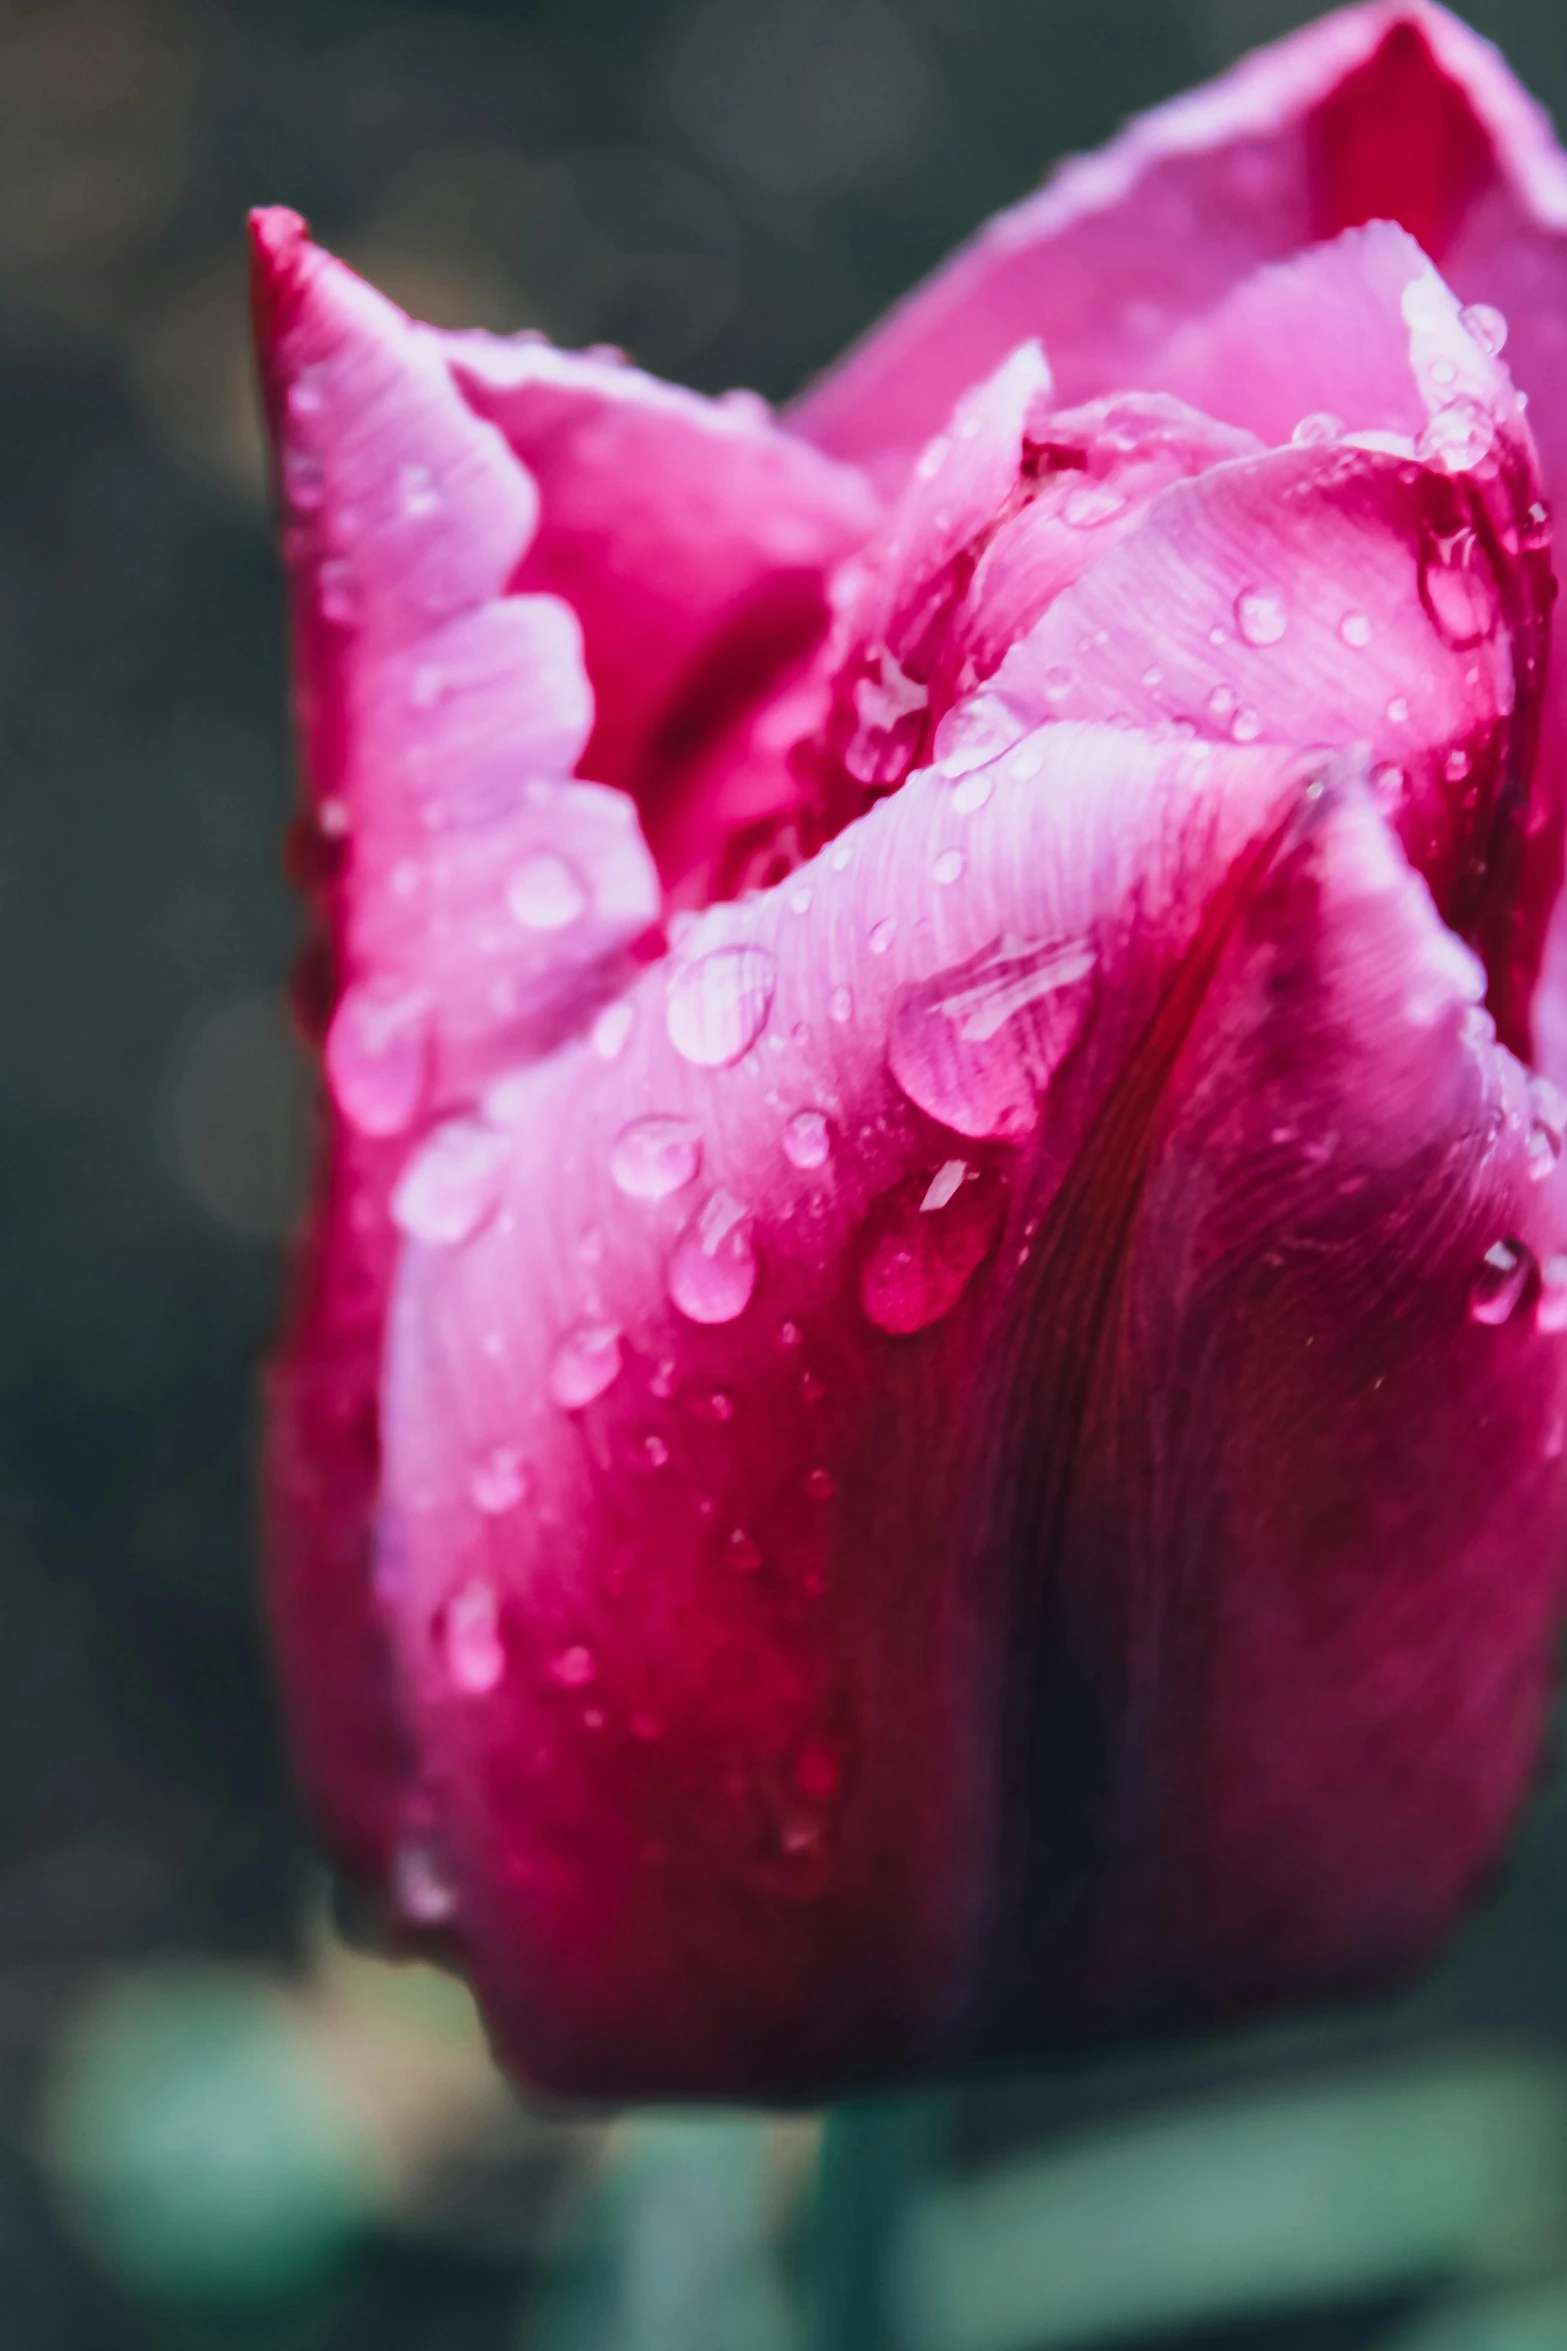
444,333 -> 881,898
790,4 -> 1565,483
371,712 -> 1566,2096
251,207 -> 662,1881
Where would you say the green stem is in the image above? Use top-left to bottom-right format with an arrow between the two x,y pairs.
809,2094 -> 950,2351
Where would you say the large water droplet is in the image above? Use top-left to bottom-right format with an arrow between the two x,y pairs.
1469,1236 -> 1537,1325
1292,412 -> 1342,446
1234,586 -> 1287,646
391,1118 -> 510,1247
1421,529 -> 1499,649
859,1160 -> 1006,1334
1459,301 -> 1508,357
471,1445 -> 528,1514
668,1191 -> 757,1324
326,979 -> 432,1136
952,768 -> 993,815
889,935 -> 1097,1141
666,945 -> 776,1066
444,1580 -> 505,1694
550,1644 -> 597,1688
1417,398 -> 1496,475
507,851 -> 589,930
610,1114 -> 702,1200
549,1323 -> 623,1409
782,1109 -> 832,1171
1339,610 -> 1372,649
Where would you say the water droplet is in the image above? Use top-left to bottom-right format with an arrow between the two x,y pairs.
399,461 -> 440,518
507,851 -> 589,930
951,768 -> 993,815
789,884 -> 813,915
1292,412 -> 1343,446
610,1114 -> 702,1200
869,916 -> 897,955
471,1445 -> 528,1514
319,557 -> 360,626
725,1527 -> 763,1575
1386,695 -> 1411,726
804,1466 -> 837,1501
592,999 -> 635,1061
549,1323 -> 623,1409
668,1191 -> 757,1324
1234,586 -> 1287,646
689,1387 -> 734,1423
1538,1255 -> 1567,1332
1421,531 -> 1499,648
860,1161 -> 1006,1334
667,945 -> 776,1066
889,935 -> 1097,1141
829,985 -> 854,1025
1339,610 -> 1372,648
394,1837 -> 456,1925
283,449 -> 324,511
631,1428 -> 670,1471
932,847 -> 966,885
1042,663 -> 1074,702
1417,397 -> 1496,475
1230,707 -> 1262,743
550,1644 -> 597,1688
1062,483 -> 1127,528
1459,301 -> 1508,357
288,371 -> 326,421
1444,746 -> 1472,782
782,1109 -> 832,1171
444,1580 -> 505,1694
391,1118 -> 510,1247
1207,683 -> 1238,725
779,1319 -> 802,1348
326,979 -> 432,1136
1530,1075 -> 1566,1158
1469,1236 -> 1537,1325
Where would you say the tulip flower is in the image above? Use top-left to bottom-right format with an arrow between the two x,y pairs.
255,3 -> 1567,2100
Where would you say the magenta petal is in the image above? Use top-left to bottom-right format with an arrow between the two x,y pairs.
252,209 -> 662,1884
444,333 -> 881,895
361,713 -> 1567,2098
790,5 -> 1562,481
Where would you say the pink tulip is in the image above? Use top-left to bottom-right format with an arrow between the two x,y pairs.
255,3 -> 1567,2099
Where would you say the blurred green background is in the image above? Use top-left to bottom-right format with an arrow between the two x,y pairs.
9,0 -> 1567,2344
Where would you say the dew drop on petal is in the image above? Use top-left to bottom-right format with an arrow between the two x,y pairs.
319,557 -> 360,626
391,1118 -> 510,1247
1460,301 -> 1508,356
933,847 -> 966,885
1292,412 -> 1343,445
1538,1254 -> 1567,1333
1339,610 -> 1372,649
869,916 -> 897,955
860,1160 -> 1007,1335
1530,1074 -> 1566,1161
1444,746 -> 1472,782
804,1466 -> 837,1501
725,1527 -> 763,1575
1386,695 -> 1412,726
444,1580 -> 505,1695
1417,398 -> 1496,475
550,1644 -> 597,1688
1469,1236 -> 1537,1325
782,1109 -> 832,1170
1230,707 -> 1262,743
1207,683 -> 1238,725
889,936 -> 1097,1141
1234,586 -> 1287,646
471,1445 -> 528,1515
610,1114 -> 703,1200
399,461 -> 440,518
829,985 -> 854,1025
326,979 -> 432,1136
507,851 -> 589,930
668,1191 -> 757,1324
1421,533 -> 1499,648
549,1323 -> 623,1409
952,768 -> 993,815
667,945 -> 777,1066
592,999 -> 635,1062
